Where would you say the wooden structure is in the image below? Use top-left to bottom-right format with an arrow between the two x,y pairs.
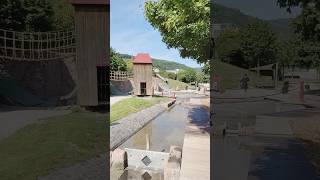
0,29 -> 75,61
110,71 -> 133,81
133,53 -> 153,96
71,0 -> 110,106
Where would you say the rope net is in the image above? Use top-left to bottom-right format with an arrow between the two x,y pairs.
0,29 -> 75,61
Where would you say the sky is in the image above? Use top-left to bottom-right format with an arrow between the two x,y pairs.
111,0 -> 301,69
110,0 -> 201,68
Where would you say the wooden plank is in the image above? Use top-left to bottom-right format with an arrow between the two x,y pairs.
74,4 -> 109,106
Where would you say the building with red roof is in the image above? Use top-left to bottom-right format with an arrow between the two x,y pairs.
133,53 -> 153,96
133,53 -> 153,64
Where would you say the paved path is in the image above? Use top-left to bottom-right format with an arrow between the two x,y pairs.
110,95 -> 131,106
213,88 -> 320,180
0,108 -> 70,140
180,98 -> 211,180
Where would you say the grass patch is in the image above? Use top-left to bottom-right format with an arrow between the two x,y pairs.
0,112 -> 107,180
110,96 -> 168,122
167,79 -> 196,90
213,60 -> 274,90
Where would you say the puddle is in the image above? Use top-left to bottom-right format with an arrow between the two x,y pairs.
118,104 -> 189,152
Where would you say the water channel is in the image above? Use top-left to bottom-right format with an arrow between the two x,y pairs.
113,94 -> 308,179
118,104 -> 189,152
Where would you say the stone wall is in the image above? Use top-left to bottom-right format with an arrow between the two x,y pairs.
3,57 -> 76,99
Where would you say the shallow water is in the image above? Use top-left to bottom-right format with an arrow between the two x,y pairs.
118,104 -> 189,152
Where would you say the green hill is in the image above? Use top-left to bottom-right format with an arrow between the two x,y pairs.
119,54 -> 192,71
152,58 -> 190,70
212,60 -> 274,90
214,4 -> 294,40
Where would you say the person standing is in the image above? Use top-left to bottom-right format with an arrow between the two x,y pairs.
240,74 -> 250,92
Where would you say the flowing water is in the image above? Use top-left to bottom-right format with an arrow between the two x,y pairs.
118,104 -> 189,152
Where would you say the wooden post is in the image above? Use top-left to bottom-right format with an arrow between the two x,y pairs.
300,80 -> 304,103
146,134 -> 150,150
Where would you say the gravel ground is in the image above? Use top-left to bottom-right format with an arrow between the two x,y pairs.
110,100 -> 174,150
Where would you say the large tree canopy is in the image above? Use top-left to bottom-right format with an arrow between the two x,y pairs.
215,29 -> 246,68
0,0 -> 73,31
240,22 -> 278,68
110,48 -> 127,72
144,0 -> 210,64
277,0 -> 320,41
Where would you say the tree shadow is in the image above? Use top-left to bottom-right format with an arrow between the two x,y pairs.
187,105 -> 211,135
248,137 -> 320,180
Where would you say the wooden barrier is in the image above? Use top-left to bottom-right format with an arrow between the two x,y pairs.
110,71 -> 133,81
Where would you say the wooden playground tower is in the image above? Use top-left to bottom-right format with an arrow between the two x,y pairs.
71,0 -> 110,106
0,0 -> 110,107
133,53 -> 154,96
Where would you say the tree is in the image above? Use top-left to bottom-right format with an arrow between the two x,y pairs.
126,61 -> 133,73
240,22 -> 278,69
202,62 -> 210,75
23,0 -> 54,31
145,0 -> 210,64
216,29 -> 247,68
110,48 -> 127,71
297,39 -> 320,69
277,38 -> 300,68
277,0 -> 320,42
51,0 -> 74,30
167,72 -> 177,80
0,0 -> 27,31
196,71 -> 208,83
0,0 -> 73,31
177,70 -> 186,82
177,68 -> 196,83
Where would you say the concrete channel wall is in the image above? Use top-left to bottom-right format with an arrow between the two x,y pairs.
110,99 -> 176,150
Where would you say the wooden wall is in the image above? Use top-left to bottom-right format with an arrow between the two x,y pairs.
74,4 -> 110,106
133,64 -> 153,95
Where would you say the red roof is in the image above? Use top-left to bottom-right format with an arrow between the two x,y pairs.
133,53 -> 152,64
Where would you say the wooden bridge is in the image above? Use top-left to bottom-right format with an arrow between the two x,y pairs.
0,29 -> 75,61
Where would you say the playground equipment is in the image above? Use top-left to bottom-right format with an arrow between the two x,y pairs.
71,0 -> 109,106
133,53 -> 154,96
0,29 -> 75,61
0,0 -> 110,107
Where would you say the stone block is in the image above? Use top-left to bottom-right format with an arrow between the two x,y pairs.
164,146 -> 182,180
111,148 -> 127,170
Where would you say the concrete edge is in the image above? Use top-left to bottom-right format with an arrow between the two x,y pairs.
110,99 -> 176,150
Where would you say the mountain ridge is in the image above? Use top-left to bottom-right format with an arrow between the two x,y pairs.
119,53 -> 193,71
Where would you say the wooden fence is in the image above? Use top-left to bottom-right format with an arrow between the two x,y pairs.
0,29 -> 75,61
110,71 -> 132,81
